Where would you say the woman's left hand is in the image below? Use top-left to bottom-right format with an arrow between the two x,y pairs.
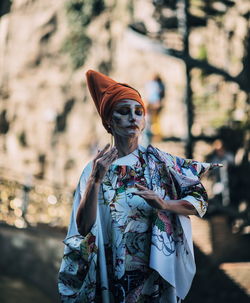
133,184 -> 165,210
134,184 -> 197,215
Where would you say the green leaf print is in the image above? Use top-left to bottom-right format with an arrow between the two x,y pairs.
155,217 -> 166,232
117,185 -> 126,194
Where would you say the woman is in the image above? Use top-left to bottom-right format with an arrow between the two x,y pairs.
58,70 -> 220,303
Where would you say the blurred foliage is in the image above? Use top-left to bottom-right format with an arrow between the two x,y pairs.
63,0 -> 105,69
197,44 -> 208,61
152,0 -> 237,30
63,29 -> 91,69
65,0 -> 104,27
138,0 -> 250,232
150,0 -> 249,128
153,0 -> 236,18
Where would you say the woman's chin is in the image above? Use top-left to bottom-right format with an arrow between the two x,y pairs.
118,131 -> 140,139
112,127 -> 142,139
125,129 -> 141,137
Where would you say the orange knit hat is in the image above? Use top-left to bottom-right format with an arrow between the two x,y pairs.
86,70 -> 146,133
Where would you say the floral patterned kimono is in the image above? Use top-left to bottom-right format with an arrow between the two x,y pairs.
58,145 -> 212,303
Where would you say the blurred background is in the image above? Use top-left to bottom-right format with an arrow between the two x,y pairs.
0,0 -> 249,302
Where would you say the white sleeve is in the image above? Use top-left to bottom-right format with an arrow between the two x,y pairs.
182,195 -> 206,217
79,161 -> 93,198
66,161 -> 93,238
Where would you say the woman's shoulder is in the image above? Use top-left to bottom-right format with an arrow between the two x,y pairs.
146,144 -> 181,166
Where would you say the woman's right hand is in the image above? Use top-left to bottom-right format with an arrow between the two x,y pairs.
90,144 -> 118,183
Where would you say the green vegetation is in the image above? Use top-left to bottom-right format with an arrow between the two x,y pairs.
63,0 -> 105,69
63,30 -> 92,69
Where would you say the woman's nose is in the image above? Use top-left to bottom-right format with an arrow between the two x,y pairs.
129,111 -> 136,121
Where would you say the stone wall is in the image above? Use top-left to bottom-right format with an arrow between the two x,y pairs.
0,0 -> 192,191
1,0 -> 248,191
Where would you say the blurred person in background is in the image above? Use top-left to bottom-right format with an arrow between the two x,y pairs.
144,74 -> 166,139
58,70 -> 221,303
206,139 -> 234,208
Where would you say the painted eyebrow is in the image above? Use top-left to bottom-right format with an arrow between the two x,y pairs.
114,104 -> 143,109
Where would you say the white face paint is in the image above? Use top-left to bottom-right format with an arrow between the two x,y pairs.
110,99 -> 145,138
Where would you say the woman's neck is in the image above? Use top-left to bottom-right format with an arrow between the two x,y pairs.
114,136 -> 139,158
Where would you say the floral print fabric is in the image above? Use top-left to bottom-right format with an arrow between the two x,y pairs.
58,145 -> 210,303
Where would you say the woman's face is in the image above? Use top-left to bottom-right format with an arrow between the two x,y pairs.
110,99 -> 145,138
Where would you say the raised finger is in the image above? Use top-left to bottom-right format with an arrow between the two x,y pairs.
94,144 -> 110,159
135,184 -> 148,190
133,190 -> 148,196
101,147 -> 118,160
102,151 -> 118,165
102,149 -> 118,161
96,149 -> 118,167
